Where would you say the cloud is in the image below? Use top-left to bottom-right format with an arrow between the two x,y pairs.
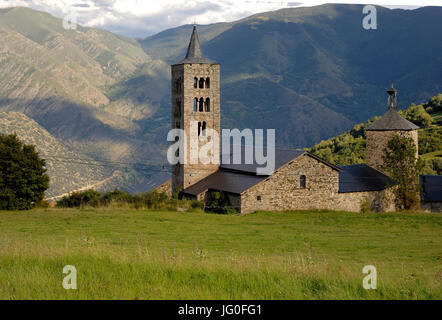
0,0 -> 440,38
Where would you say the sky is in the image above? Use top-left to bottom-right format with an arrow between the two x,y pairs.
0,0 -> 441,38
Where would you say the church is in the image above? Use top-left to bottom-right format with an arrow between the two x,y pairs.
154,26 -> 423,214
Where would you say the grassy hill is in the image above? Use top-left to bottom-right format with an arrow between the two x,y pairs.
0,208 -> 440,299
309,94 -> 442,174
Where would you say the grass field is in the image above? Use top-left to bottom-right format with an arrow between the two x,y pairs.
0,209 -> 440,299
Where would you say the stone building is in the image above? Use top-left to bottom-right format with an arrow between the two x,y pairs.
151,26 -> 426,214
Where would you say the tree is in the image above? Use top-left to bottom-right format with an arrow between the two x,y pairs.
0,133 -> 49,210
382,135 -> 422,210
399,104 -> 433,127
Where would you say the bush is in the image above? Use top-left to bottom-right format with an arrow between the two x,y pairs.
56,189 -> 101,208
205,191 -> 238,214
56,188 -> 204,211
0,133 -> 49,210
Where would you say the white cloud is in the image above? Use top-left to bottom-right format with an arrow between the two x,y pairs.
0,0 -> 440,37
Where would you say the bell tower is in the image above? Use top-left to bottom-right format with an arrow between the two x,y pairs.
171,26 -> 220,195
366,83 -> 419,173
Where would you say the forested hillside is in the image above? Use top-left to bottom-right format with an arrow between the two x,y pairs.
309,94 -> 442,174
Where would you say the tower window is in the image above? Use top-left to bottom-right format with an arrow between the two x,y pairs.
199,97 -> 204,112
198,122 -> 201,136
199,78 -> 204,89
202,121 -> 207,137
300,175 -> 306,189
205,98 -> 210,112
194,77 -> 198,88
175,99 -> 181,117
175,78 -> 182,92
194,98 -> 198,112
205,77 -> 210,89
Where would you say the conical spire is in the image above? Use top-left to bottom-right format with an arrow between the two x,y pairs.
185,25 -> 204,60
173,25 -> 216,65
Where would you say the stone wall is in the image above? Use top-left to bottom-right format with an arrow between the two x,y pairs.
422,202 -> 442,213
239,154 -> 396,214
240,154 -> 340,213
171,63 -> 221,194
153,179 -> 172,197
366,129 -> 418,173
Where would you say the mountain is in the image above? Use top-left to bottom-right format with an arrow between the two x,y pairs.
0,6 -> 163,164
140,4 -> 442,147
0,5 -> 441,195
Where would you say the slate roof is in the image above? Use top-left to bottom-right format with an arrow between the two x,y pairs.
366,109 -> 419,131
338,164 -> 395,193
420,175 -> 442,202
182,170 -> 267,196
219,146 -> 306,174
144,172 -> 171,192
182,147 -> 340,196
173,26 -> 216,65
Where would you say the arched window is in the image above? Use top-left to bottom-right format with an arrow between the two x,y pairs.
193,98 -> 198,112
202,121 -> 207,137
198,122 -> 201,136
300,175 -> 306,189
175,136 -> 179,157
194,77 -> 198,88
175,78 -> 182,92
205,77 -> 210,89
204,98 -> 210,112
199,97 -> 204,112
175,99 -> 181,117
199,78 -> 204,89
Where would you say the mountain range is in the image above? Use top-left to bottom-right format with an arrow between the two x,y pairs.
0,4 -> 441,196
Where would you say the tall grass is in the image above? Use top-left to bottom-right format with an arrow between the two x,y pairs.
0,209 -> 440,299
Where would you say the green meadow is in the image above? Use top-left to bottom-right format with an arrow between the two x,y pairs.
0,209 -> 440,299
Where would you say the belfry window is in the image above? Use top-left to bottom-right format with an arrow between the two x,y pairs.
205,77 -> 210,89
175,78 -> 182,92
175,99 -> 181,117
194,98 -> 198,112
199,78 -> 204,89
194,77 -> 198,88
199,97 -> 204,112
300,175 -> 306,189
202,121 -> 207,137
204,98 -> 210,112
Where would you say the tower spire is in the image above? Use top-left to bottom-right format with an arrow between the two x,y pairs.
185,25 -> 204,60
173,25 -> 215,65
386,81 -> 398,110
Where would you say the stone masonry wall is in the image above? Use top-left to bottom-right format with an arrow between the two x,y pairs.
239,154 -> 396,214
153,179 -> 172,196
366,130 -> 418,173
171,63 -> 220,194
240,154 -> 340,213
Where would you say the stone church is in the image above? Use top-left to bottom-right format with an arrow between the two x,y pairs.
153,26 -> 424,214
